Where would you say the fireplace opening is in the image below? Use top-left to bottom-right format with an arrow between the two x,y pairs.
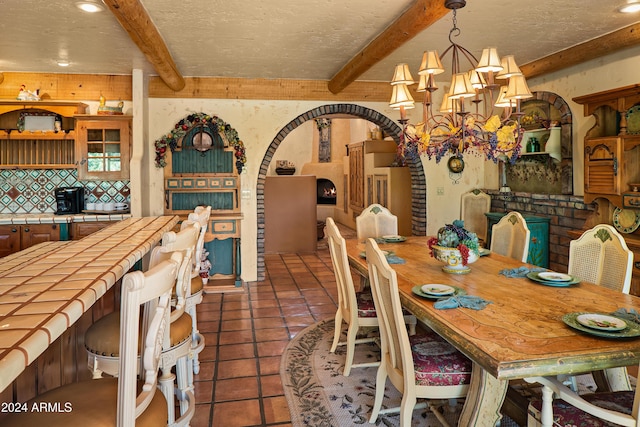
317,178 -> 337,205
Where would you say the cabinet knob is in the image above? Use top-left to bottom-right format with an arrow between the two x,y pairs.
11,227 -> 17,233
24,227 -> 29,232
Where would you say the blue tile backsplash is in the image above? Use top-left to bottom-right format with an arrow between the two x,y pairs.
0,169 -> 130,214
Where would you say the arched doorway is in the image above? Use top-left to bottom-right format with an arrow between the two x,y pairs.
255,104 -> 427,280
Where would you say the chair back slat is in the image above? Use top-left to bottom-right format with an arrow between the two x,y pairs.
356,204 -> 398,241
490,211 -> 531,262
326,218 -> 358,324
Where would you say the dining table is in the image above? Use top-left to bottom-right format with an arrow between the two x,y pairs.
345,235 -> 640,426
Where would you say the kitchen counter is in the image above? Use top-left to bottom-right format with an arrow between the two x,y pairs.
0,212 -> 132,224
0,215 -> 178,394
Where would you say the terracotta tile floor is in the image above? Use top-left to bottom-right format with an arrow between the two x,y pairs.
189,225 -> 353,427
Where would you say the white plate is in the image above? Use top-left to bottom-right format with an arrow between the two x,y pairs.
576,314 -> 627,331
421,284 -> 455,296
538,272 -> 572,282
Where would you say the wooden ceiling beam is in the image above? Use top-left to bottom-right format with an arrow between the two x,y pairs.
521,22 -> 640,79
327,0 -> 449,95
102,0 -> 185,91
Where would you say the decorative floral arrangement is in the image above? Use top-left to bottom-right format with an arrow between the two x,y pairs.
399,115 -> 522,164
428,220 -> 480,266
154,112 -> 246,173
199,248 -> 212,283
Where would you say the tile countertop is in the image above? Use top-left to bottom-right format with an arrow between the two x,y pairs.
0,215 -> 179,393
0,213 -> 132,225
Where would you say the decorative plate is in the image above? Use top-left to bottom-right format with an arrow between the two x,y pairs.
563,312 -> 640,338
526,271 -> 580,287
382,235 -> 406,243
612,207 -> 640,234
626,105 -> 640,135
576,313 -> 627,331
421,284 -> 455,296
538,272 -> 572,282
412,285 -> 466,300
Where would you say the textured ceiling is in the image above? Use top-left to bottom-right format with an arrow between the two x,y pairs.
1,0 -> 639,84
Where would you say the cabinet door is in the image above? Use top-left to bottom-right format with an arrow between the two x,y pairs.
373,174 -> 389,207
21,224 -> 60,249
348,143 -> 364,214
76,117 -> 131,180
72,221 -> 115,240
0,225 -> 21,257
584,137 -> 621,196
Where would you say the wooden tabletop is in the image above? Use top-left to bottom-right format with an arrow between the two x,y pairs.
0,216 -> 178,392
346,236 -> 640,381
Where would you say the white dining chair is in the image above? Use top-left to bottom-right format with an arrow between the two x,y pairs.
1,253 -> 182,427
326,217 -> 416,376
365,238 -> 471,426
460,189 -> 491,244
525,374 -> 638,427
356,203 -> 398,241
490,211 -> 530,262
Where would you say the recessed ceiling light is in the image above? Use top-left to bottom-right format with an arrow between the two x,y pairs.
57,60 -> 70,67
76,1 -> 105,13
618,1 -> 640,13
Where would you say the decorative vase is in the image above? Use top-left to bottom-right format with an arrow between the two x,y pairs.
201,276 -> 209,285
431,245 -> 479,274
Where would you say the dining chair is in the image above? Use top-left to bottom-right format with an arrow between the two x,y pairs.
563,224 -> 634,392
460,189 -> 491,245
356,203 -> 398,241
1,253 -> 182,427
85,221 -> 200,426
490,211 -> 530,262
326,217 -> 416,376
365,238 -> 471,427
525,374 -> 638,427
181,205 -> 211,377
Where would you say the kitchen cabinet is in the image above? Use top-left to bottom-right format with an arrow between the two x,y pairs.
370,167 -> 412,236
0,223 -> 61,257
75,115 -> 131,180
0,101 -> 87,169
574,85 -> 640,207
71,221 -> 116,240
348,142 -> 365,213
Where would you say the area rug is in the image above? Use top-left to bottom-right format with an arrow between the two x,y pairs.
280,319 -> 467,427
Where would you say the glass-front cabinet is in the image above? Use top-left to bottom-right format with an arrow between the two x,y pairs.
75,115 -> 131,180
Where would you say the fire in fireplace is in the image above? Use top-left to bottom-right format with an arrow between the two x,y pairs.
317,178 -> 337,205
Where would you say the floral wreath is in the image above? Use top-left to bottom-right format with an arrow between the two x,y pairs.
154,112 -> 246,173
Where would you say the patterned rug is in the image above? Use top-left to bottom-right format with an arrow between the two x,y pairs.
280,319 -> 469,427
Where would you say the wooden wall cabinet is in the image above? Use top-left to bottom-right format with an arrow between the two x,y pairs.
574,85 -> 640,206
0,223 -> 61,257
348,140 -> 411,235
75,115 -> 131,180
0,101 -> 87,169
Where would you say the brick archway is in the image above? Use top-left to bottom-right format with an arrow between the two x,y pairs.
255,104 -> 427,280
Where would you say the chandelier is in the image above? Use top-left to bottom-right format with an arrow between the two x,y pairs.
390,0 -> 533,170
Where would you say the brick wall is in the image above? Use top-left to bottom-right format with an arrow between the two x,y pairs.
485,190 -> 596,273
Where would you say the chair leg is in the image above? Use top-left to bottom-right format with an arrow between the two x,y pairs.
176,355 -> 191,417
330,311 -> 343,353
399,391 -> 417,427
539,384 -> 554,427
369,364 -> 388,423
159,364 -> 177,424
343,324 -> 358,376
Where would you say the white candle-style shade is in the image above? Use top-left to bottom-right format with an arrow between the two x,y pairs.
391,63 -> 415,85
495,55 -> 523,79
494,85 -> 513,108
389,84 -> 415,109
468,70 -> 487,89
439,93 -> 454,113
418,51 -> 445,75
476,47 -> 503,73
505,74 -> 533,100
448,73 -> 475,99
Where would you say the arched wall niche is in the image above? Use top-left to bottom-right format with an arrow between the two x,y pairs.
255,104 -> 427,281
